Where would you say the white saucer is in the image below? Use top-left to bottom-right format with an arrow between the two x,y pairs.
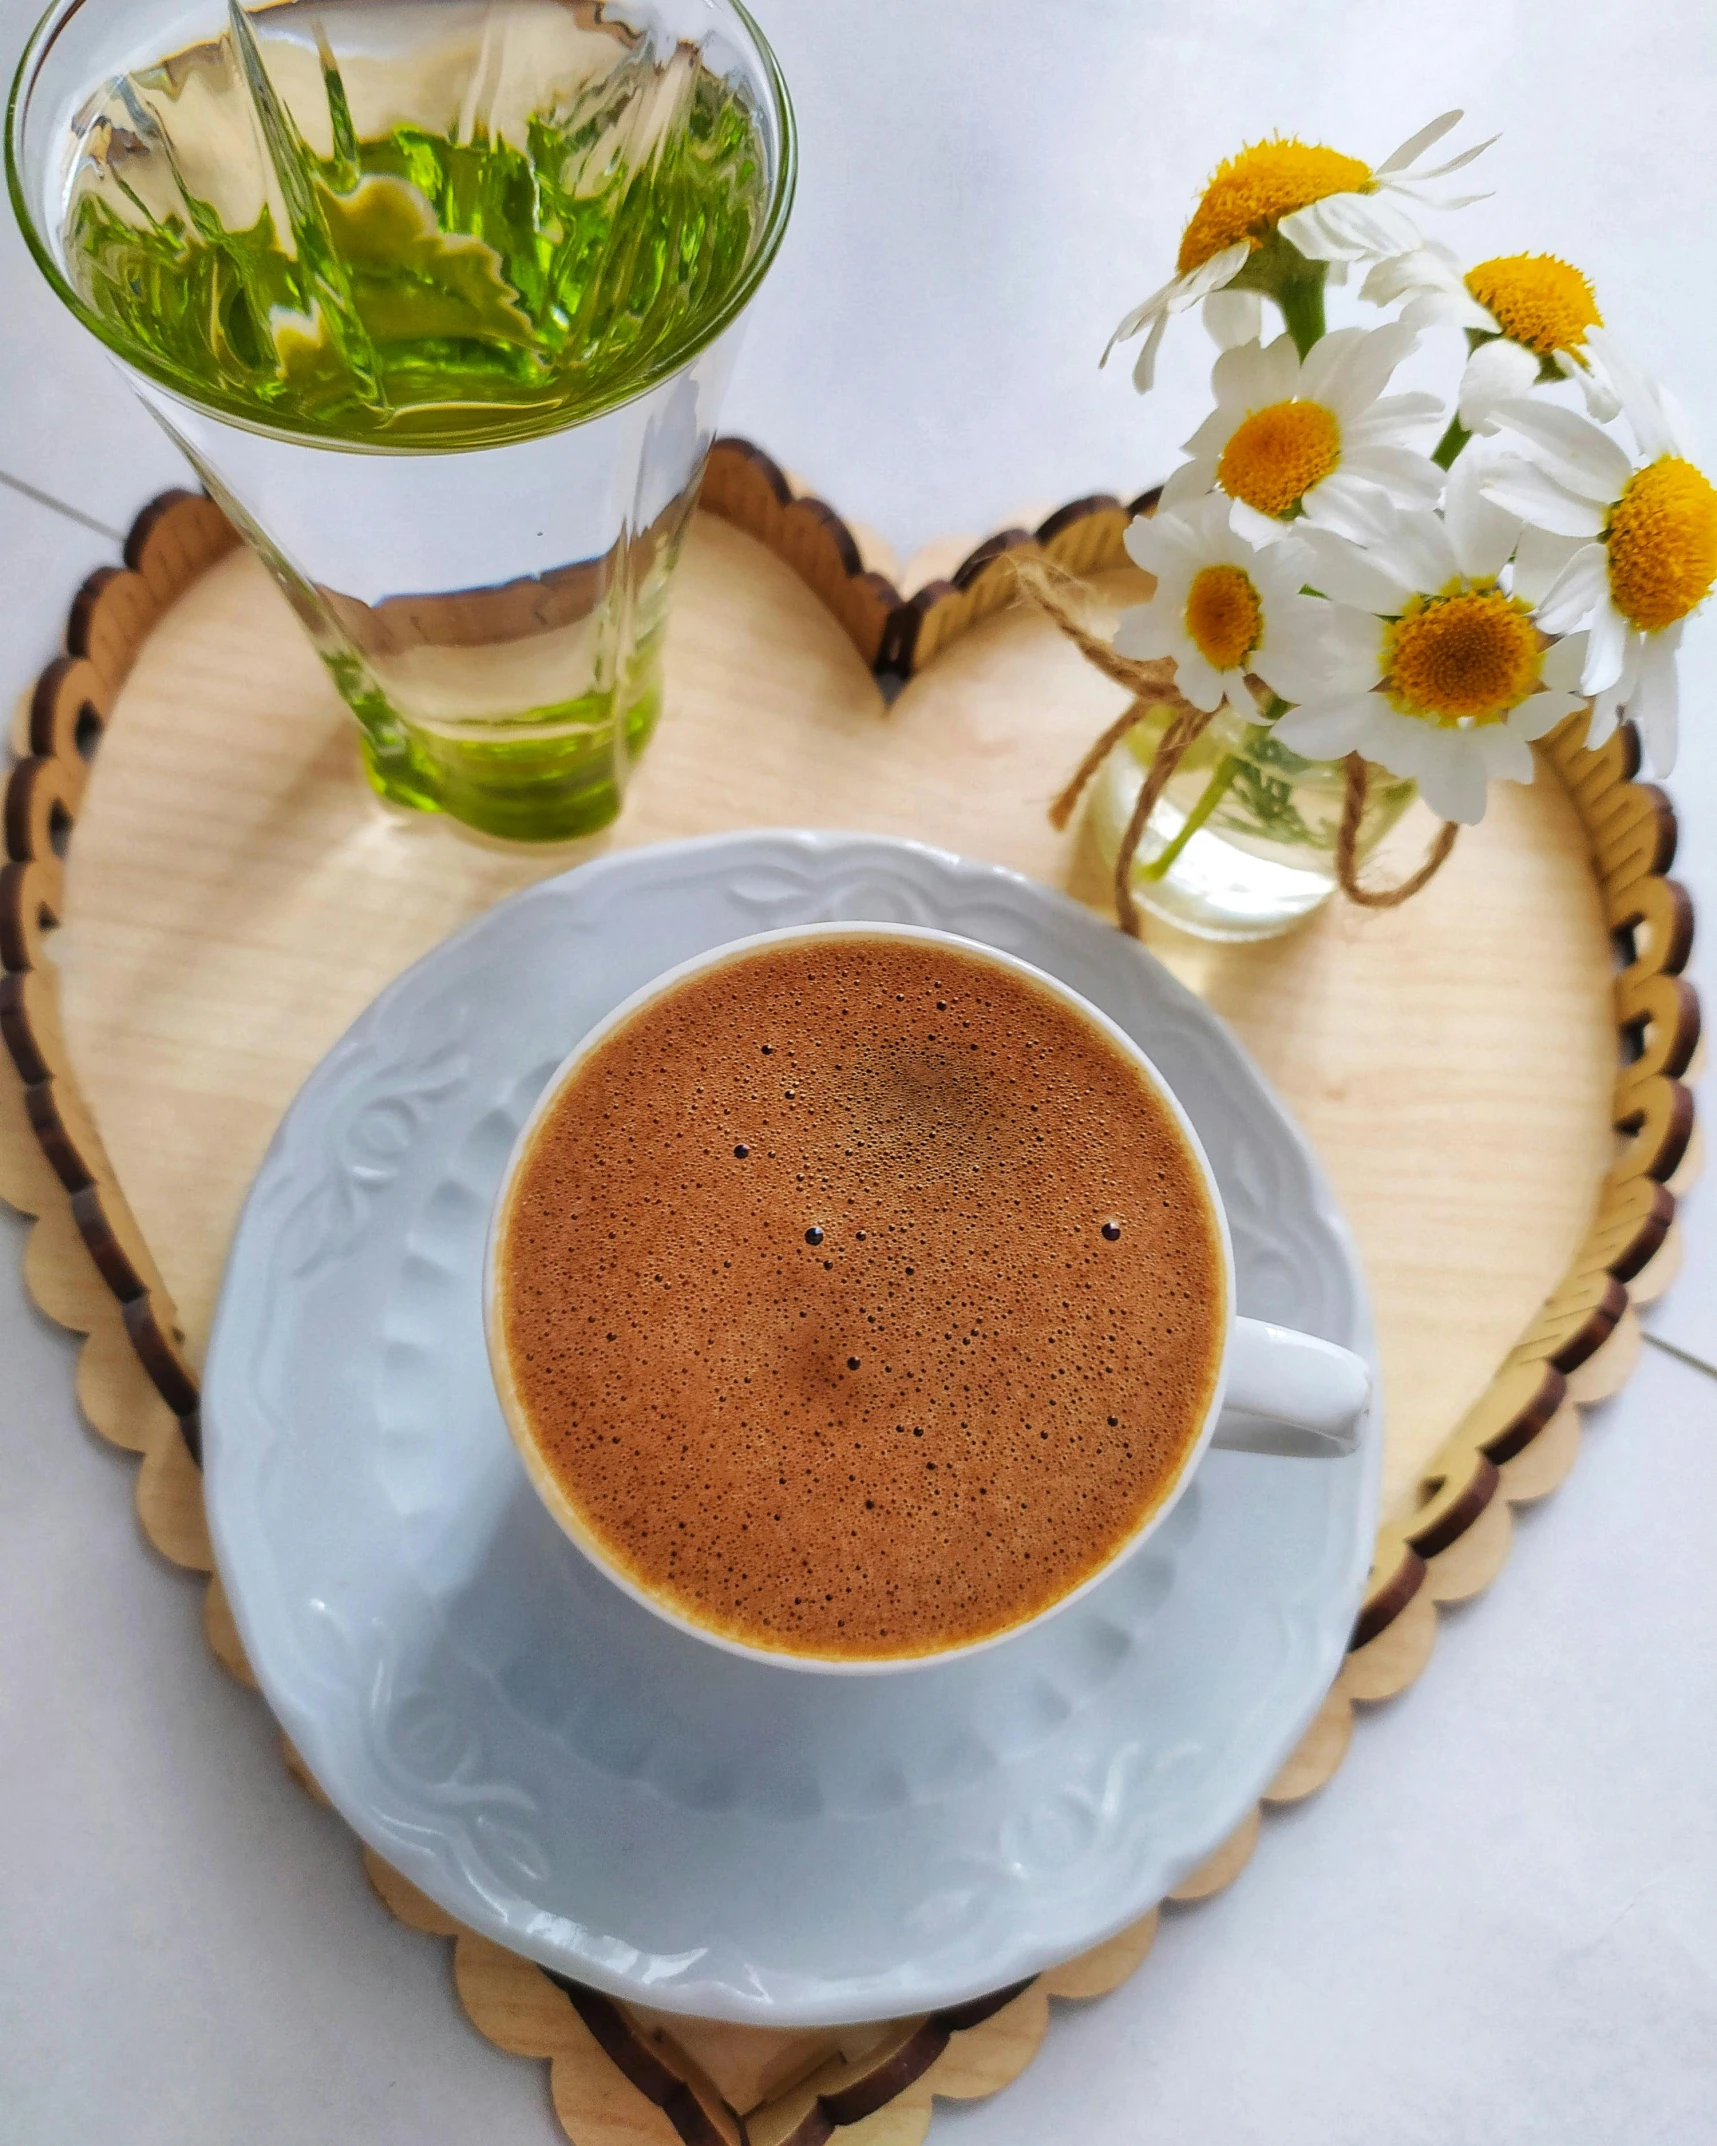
204,831 -> 1382,2027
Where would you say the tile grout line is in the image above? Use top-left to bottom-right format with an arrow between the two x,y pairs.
0,468 -> 124,543
1642,1329 -> 1717,1383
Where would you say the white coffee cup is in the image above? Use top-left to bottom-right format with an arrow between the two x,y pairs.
485,924 -> 1371,1672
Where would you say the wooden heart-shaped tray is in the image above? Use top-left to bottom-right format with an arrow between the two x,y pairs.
0,442 -> 1701,2144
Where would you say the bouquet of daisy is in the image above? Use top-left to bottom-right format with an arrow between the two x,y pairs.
1043,111 -> 1715,935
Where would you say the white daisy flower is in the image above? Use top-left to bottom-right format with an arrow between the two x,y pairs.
1202,286 -> 1265,355
1480,333 -> 1717,772
1362,243 -> 1618,431
1113,495 -> 1330,714
1105,113 -> 1494,392
1159,321 -> 1445,546
1269,456 -> 1589,825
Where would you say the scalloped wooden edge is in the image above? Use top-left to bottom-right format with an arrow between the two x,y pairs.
0,457 -> 1701,2144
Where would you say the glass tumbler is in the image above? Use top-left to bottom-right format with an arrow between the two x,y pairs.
9,0 -> 795,842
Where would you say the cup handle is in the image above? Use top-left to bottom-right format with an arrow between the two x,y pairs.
1209,1318 -> 1372,1458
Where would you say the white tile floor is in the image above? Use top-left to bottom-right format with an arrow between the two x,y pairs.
3,3 -> 1714,2140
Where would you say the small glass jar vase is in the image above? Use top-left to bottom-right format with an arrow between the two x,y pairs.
1086,701 -> 1418,942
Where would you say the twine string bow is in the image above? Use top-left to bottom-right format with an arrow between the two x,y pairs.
1011,552 -> 1459,933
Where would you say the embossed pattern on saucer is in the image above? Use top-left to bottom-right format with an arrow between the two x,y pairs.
203,831 -> 1381,2026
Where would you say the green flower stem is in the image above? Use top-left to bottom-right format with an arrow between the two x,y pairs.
1139,754 -> 1240,882
1433,415 -> 1472,469
1278,275 -> 1327,359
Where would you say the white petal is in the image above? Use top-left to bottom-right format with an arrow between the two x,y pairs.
1103,279 -> 1178,360
1390,136 -> 1493,188
1431,285 -> 1496,335
1113,605 -> 1177,660
1273,197 -> 1344,260
1633,632 -> 1680,773
1412,732 -> 1491,823
1281,191 -> 1423,264
1255,330 -> 1304,406
1513,689 -> 1587,740
1584,682 -> 1625,748
1294,322 -> 1368,407
1300,528 -> 1415,613
1271,695 -> 1378,759
1584,327 -> 1686,459
1480,463 -> 1608,540
1377,110 -> 1464,174
1534,543 -> 1610,634
1103,243 -> 1251,366
1367,702 -> 1442,777
1343,392 -> 1447,444
1381,236 -> 1461,281
1125,503 -> 1207,570
1207,333 -> 1293,417
1151,564 -> 1198,620
1317,603 -> 1391,690
1121,539 -> 1191,602
1361,251 -> 1438,306
1122,515 -> 1162,573
1559,349 -> 1623,424
1444,446 -> 1522,579
1389,133 -> 1498,183
1248,534 -> 1316,594
1203,289 -> 1262,350
1456,337 -> 1543,433
1182,407 -> 1237,460
1343,703 -> 1419,785
1656,382 -> 1699,462
1184,240 -> 1255,303
1214,666 -> 1255,709
1252,600 -> 1343,701
1172,649 -> 1230,712
1339,444 -> 1445,504
1227,497 -> 1290,548
1380,507 -> 1461,591
1158,457 -> 1214,509
1250,644 -> 1323,706
1398,290 -> 1460,337
1133,306 -> 1171,392
1208,339 -> 1262,414
1475,722 -> 1536,784
1510,522 -> 1587,602
1541,633 -> 1589,690
1490,399 -> 1634,501
1300,472 -> 1395,544
1386,183 -> 1493,212
1184,490 -> 1246,554
1301,319 -> 1418,418
1581,600 -> 1630,695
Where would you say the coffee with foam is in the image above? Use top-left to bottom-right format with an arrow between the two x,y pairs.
493,934 -> 1225,1661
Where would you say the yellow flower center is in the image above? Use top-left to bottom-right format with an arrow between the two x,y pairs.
1216,400 -> 1342,518
1605,457 -> 1717,632
1184,563 -> 1264,672
1463,253 -> 1601,356
1383,583 -> 1543,725
1177,139 -> 1373,274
